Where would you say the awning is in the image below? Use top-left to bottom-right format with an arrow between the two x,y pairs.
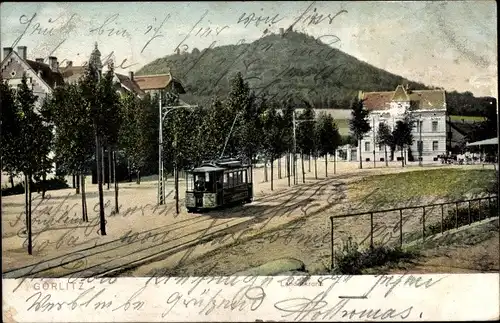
466,137 -> 498,146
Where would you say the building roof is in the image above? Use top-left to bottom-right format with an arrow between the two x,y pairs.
133,73 -> 186,93
60,65 -> 86,84
448,120 -> 478,136
25,60 -> 65,88
362,87 -> 446,111
391,85 -> 410,101
466,137 -> 498,146
115,73 -> 145,97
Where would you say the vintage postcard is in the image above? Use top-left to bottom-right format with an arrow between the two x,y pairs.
1,1 -> 499,322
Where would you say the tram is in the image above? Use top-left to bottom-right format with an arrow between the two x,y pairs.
185,158 -> 253,212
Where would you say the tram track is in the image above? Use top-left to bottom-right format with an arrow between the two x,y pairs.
4,177 -> 332,279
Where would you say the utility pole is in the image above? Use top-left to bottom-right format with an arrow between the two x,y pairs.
158,90 -> 164,205
94,69 -> 106,235
419,115 -> 423,166
292,111 -> 297,185
157,94 -> 198,206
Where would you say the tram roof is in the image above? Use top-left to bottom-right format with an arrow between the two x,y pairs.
191,165 -> 226,172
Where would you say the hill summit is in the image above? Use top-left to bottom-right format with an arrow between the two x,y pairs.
136,30 -> 433,108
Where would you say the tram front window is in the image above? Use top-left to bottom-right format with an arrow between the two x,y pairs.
194,172 -> 216,192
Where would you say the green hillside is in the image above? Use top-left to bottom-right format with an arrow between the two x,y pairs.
136,30 -> 430,108
137,30 -> 496,117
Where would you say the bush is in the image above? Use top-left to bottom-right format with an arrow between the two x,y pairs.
1,176 -> 69,196
427,199 -> 498,236
332,237 -> 418,274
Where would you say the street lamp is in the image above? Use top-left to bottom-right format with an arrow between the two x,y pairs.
157,91 -> 198,205
292,111 -> 315,184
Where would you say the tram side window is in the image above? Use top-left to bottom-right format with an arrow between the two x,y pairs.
187,174 -> 194,191
229,172 -> 234,187
242,170 -> 247,183
239,170 -> 243,184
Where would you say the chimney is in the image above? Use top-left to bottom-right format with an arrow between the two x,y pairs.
279,28 -> 284,36
35,58 -> 44,64
128,71 -> 134,80
17,46 -> 27,60
3,47 -> 13,60
66,61 -> 73,68
48,56 -> 58,72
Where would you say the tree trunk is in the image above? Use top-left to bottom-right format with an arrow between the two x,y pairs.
10,175 -> 14,188
271,158 -> 274,191
28,174 -> 33,255
113,151 -> 119,214
96,135 -> 106,236
175,164 -> 179,214
325,153 -> 328,177
385,146 -> 388,167
76,173 -> 80,194
314,154 -> 318,179
101,146 -> 106,188
24,175 -> 32,255
81,173 -> 88,222
301,152 -> 305,183
287,152 -> 290,187
264,159 -> 268,182
108,149 -> 112,189
401,148 -> 405,167
127,158 -> 132,182
334,150 -> 337,174
136,170 -> 141,184
72,174 -> 76,188
41,173 -> 47,200
358,139 -> 363,169
308,154 -> 311,172
278,157 -> 281,179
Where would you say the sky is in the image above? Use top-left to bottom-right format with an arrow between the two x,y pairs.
1,1 -> 497,97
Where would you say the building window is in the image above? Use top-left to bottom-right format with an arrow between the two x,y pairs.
432,141 -> 438,151
365,142 -> 370,152
432,121 -> 438,132
416,120 -> 423,132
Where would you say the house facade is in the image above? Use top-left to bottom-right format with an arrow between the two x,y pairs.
341,85 -> 447,163
1,46 -> 64,108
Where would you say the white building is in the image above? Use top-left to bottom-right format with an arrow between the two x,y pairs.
341,85 -> 447,163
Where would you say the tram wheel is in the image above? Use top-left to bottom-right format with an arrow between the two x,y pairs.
187,208 -> 196,213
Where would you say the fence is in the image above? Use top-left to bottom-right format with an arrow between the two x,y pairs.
329,195 -> 499,269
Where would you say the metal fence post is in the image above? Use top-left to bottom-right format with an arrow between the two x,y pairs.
468,201 -> 471,225
399,209 -> 403,247
440,204 -> 444,234
422,206 -> 426,242
330,217 -> 334,270
455,202 -> 459,229
370,212 -> 374,249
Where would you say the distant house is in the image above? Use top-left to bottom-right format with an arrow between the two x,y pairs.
1,46 -> 64,108
60,43 -> 145,98
345,85 -> 447,163
132,72 -> 186,96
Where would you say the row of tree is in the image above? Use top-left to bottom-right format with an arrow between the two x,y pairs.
1,62 -> 418,256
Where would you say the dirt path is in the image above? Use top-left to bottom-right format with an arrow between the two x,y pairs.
2,160 -> 492,278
